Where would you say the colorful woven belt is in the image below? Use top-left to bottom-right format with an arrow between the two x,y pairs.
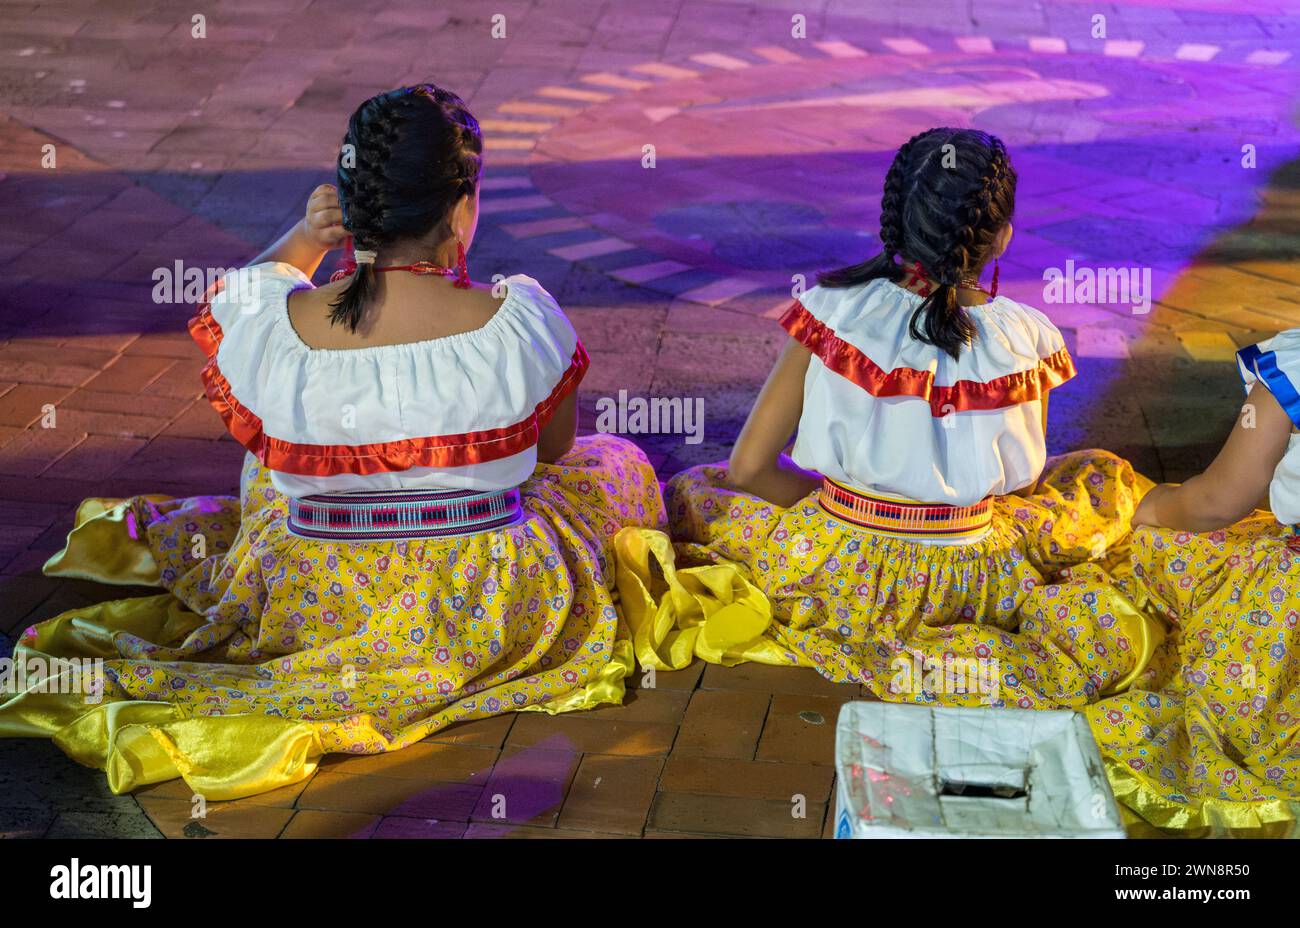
818,478 -> 992,542
287,487 -> 522,541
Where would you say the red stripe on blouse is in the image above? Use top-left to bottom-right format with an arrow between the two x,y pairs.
186,301 -> 588,477
779,300 -> 1075,416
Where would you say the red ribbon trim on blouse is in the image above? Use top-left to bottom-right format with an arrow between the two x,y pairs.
779,300 -> 1076,416
187,302 -> 588,477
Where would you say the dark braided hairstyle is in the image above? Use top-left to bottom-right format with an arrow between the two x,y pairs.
331,84 -> 483,331
818,128 -> 1016,359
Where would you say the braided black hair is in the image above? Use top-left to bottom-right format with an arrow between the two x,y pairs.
331,84 -> 483,331
818,128 -> 1017,359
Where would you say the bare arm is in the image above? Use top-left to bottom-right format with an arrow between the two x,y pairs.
728,338 -> 822,507
247,184 -> 347,278
1133,382 -> 1292,531
537,392 -> 577,464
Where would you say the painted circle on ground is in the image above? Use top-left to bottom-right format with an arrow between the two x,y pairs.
524,48 -> 1296,301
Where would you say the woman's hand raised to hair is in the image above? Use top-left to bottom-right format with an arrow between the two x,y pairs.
247,184 -> 346,276
302,184 -> 348,250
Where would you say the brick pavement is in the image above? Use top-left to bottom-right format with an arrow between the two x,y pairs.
2,0 -> 1300,837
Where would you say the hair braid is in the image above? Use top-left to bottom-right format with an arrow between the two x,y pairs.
819,127 -> 1017,359
330,84 -> 483,332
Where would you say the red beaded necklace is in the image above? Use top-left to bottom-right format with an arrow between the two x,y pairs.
330,239 -> 472,288
899,260 -> 998,299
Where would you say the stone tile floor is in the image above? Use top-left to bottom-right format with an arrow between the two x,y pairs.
2,0 -> 1300,837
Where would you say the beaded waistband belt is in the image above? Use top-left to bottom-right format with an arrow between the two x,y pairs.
818,478 -> 992,542
287,487 -> 522,541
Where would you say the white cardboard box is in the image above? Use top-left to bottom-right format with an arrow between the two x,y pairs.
833,701 -> 1126,839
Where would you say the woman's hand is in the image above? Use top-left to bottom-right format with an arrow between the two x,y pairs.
302,184 -> 347,251
248,185 -> 347,276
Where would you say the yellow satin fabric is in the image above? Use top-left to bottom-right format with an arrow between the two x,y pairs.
1104,758 -> 1300,838
0,594 -> 323,800
43,496 -> 170,586
1095,564 -> 1166,697
615,527 -> 791,669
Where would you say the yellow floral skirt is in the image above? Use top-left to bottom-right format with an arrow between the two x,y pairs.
1086,517 -> 1300,835
617,450 -> 1160,705
0,435 -> 664,800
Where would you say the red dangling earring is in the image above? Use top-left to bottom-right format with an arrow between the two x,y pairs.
330,236 -> 357,282
990,258 -> 999,299
453,239 -> 471,289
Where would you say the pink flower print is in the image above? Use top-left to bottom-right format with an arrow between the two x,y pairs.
1106,709 -> 1124,724
434,648 -> 450,664
399,592 -> 417,610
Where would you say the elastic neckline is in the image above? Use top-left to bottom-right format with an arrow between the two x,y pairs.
278,274 -> 525,360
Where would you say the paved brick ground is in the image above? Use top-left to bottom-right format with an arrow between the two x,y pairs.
2,0 -> 1300,837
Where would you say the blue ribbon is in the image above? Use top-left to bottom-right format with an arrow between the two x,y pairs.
1237,343 -> 1300,429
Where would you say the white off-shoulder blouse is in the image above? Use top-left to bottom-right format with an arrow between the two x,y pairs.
1238,329 -> 1300,525
783,278 -> 1076,507
189,262 -> 588,497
